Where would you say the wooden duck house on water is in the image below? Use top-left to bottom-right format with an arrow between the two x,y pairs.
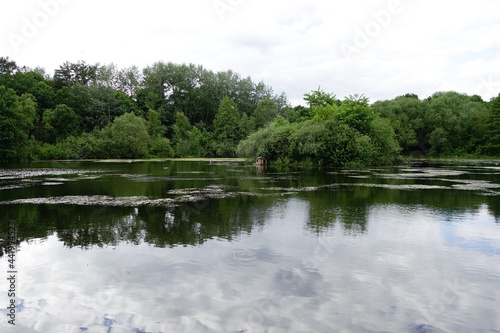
255,157 -> 268,165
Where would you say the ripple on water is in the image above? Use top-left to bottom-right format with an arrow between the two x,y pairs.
231,250 -> 258,262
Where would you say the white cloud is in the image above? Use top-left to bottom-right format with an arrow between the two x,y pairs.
1,0 -> 500,104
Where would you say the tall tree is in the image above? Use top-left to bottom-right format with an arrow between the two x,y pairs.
481,94 -> 500,155
303,88 -> 339,107
54,61 -> 100,87
42,104 -> 82,143
212,96 -> 243,156
71,84 -> 123,130
106,113 -> 149,158
338,94 -> 375,134
253,99 -> 278,129
423,92 -> 488,155
0,72 -> 56,114
0,87 -> 36,160
0,57 -> 18,75
146,109 -> 165,138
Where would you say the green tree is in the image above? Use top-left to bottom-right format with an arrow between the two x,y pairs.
368,116 -> 401,165
372,96 -> 421,153
0,87 -> 36,160
187,127 -> 212,157
338,94 -> 375,134
0,57 -> 18,75
146,109 -> 165,138
42,104 -> 82,143
106,113 -> 149,158
310,104 -> 338,121
54,61 -> 100,87
172,112 -> 192,156
253,99 -> 278,129
212,96 -> 243,156
303,88 -> 339,107
117,66 -> 142,96
481,94 -> 500,155
71,84 -> 123,130
0,72 -> 56,115
286,105 -> 311,123
237,125 -> 275,159
423,92 -> 489,155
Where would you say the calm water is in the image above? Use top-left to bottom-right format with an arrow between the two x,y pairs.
0,160 -> 499,333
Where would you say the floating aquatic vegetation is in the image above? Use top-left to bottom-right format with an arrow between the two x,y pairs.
122,174 -> 223,182
233,176 -> 271,181
0,184 -> 28,191
168,185 -> 233,196
347,183 -> 450,190
432,178 -> 500,194
0,168 -> 106,180
173,185 -> 238,202
174,171 -> 207,174
1,195 -> 177,207
44,177 -> 77,182
377,168 -> 469,179
0,185 -> 239,207
348,175 -> 373,179
261,186 -> 320,192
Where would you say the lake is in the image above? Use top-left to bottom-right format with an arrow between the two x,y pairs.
0,159 -> 499,333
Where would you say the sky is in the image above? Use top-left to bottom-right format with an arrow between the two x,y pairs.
1,0 -> 500,106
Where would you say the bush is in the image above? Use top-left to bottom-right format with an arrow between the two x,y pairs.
104,113 -> 150,158
237,117 -> 400,166
149,137 -> 174,157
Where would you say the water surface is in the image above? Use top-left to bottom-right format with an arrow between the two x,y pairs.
0,160 -> 499,333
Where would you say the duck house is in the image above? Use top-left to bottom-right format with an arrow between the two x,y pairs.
255,157 -> 268,165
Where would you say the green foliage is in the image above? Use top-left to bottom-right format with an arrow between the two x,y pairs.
372,96 -> 421,152
286,105 -> 311,123
54,61 -> 100,87
236,124 -> 275,159
33,133 -> 101,160
141,62 -> 284,129
146,109 -> 165,138
0,86 -> 36,160
310,104 -> 338,121
480,94 -> 500,155
0,72 -> 56,117
148,137 -> 174,158
212,96 -> 244,157
422,92 -> 489,155
0,57 -> 497,162
240,113 -> 254,138
373,92 -> 489,156
42,104 -> 82,143
171,111 -> 210,157
71,83 -> 125,131
172,112 -> 191,143
237,116 -> 400,166
0,57 -> 18,75
338,94 -> 375,134
253,99 -> 278,129
303,88 -> 339,107
105,113 -> 150,158
368,116 -> 401,165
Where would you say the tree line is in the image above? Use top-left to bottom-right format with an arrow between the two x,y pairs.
0,56 -> 499,165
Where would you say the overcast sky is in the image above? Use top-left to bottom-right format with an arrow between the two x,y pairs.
2,0 -> 500,105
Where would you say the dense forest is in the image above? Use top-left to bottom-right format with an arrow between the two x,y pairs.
0,56 -> 499,165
